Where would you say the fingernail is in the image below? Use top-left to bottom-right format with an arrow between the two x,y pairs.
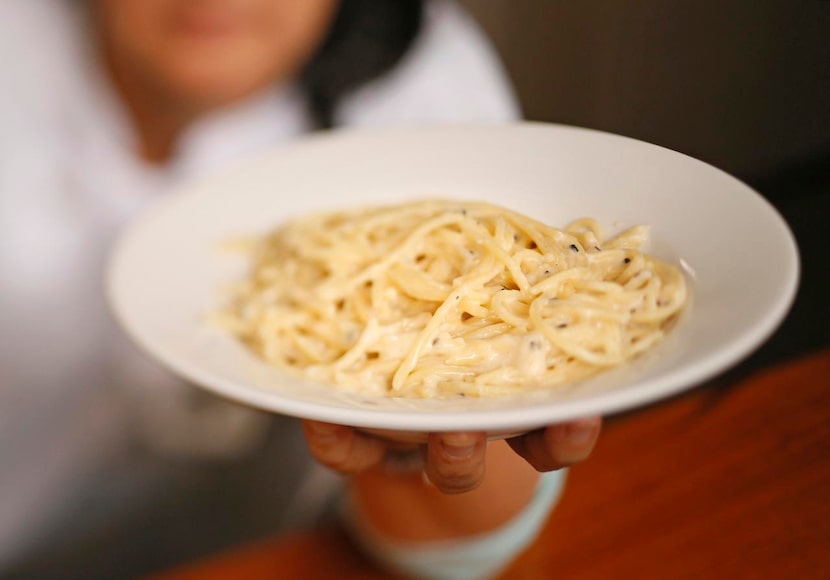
421,470 -> 435,487
565,421 -> 597,444
307,422 -> 344,444
440,433 -> 477,459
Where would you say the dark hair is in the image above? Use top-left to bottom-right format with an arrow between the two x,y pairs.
300,0 -> 424,129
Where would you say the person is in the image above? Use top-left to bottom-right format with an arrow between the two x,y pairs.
0,0 -> 602,577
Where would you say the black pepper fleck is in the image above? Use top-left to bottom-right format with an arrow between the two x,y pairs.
624,257 -> 631,264
570,244 -> 579,253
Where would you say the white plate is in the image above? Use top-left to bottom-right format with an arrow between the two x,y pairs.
107,123 -> 799,437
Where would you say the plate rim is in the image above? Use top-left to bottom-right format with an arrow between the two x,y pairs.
106,122 -> 801,432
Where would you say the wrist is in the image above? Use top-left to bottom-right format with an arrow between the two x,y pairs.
347,440 -> 540,542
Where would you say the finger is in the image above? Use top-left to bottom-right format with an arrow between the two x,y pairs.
424,432 -> 487,494
508,417 -> 602,472
302,420 -> 386,474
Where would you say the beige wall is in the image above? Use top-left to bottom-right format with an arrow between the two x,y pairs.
462,0 -> 830,177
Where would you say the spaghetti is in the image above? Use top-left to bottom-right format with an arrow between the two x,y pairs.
218,200 -> 688,398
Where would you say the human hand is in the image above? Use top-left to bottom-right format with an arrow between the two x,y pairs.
301,417 -> 602,494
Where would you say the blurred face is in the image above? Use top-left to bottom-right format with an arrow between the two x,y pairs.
95,0 -> 338,111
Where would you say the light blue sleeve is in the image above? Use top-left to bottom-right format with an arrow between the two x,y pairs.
340,470 -> 567,580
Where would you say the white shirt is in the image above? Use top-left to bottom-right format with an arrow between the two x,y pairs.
0,0 -> 518,567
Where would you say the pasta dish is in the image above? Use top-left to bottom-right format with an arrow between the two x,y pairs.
218,200 -> 688,398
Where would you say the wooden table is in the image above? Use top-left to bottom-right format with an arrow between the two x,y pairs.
159,348 -> 830,579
